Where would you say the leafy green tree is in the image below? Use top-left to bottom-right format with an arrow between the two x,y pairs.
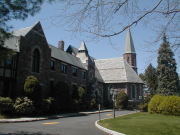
116,91 -> 128,109
139,73 -> 148,97
0,0 -> 54,61
157,33 -> 179,96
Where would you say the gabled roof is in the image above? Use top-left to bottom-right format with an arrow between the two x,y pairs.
49,44 -> 87,70
10,26 -> 32,37
4,21 -> 46,51
94,57 -> 143,83
124,27 -> 136,54
78,41 -> 88,52
66,45 -> 96,61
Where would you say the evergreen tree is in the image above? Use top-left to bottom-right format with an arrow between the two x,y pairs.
139,73 -> 148,98
144,63 -> 158,98
157,33 -> 179,96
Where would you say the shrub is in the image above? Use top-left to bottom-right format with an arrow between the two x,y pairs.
103,99 -> 113,109
0,97 -> 13,112
35,98 -> 51,115
24,76 -> 41,102
139,102 -> 148,112
48,97 -> 59,113
116,91 -> 128,109
78,87 -> 85,99
158,95 -> 180,116
90,98 -> 97,110
13,97 -> 35,115
148,95 -> 163,114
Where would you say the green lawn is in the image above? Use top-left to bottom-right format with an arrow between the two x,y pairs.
98,112 -> 180,135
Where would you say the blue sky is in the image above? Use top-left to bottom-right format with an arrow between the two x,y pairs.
7,1 -> 179,75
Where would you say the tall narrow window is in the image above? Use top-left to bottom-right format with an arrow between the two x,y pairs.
127,57 -> 130,64
132,85 -> 135,99
61,64 -> 67,74
32,49 -> 40,73
51,60 -> 55,71
132,57 -> 135,66
72,68 -> 77,77
82,71 -> 86,79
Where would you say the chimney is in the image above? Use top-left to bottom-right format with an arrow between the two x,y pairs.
58,40 -> 64,51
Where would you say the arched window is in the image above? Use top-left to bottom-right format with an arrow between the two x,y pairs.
32,49 -> 40,73
132,85 -> 136,99
127,57 -> 130,64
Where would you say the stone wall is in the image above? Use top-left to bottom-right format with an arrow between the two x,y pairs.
15,29 -> 51,98
50,59 -> 86,95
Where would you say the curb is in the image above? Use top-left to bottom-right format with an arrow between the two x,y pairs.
95,112 -> 138,135
0,110 -> 121,123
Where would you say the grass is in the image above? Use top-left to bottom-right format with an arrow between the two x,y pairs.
98,112 -> 180,135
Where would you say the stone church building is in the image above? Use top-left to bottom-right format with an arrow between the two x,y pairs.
0,21 -> 143,108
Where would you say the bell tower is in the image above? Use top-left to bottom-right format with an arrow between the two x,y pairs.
123,27 -> 137,73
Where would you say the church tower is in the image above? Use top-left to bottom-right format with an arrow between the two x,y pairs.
76,41 -> 95,94
123,27 -> 137,73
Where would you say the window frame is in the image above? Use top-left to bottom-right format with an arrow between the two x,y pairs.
82,71 -> 86,79
51,60 -> 55,71
61,64 -> 67,74
132,85 -> 136,99
72,67 -> 77,77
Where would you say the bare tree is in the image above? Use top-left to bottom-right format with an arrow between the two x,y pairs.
48,0 -> 180,54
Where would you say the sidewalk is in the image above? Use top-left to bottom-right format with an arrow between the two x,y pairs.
0,109 -> 118,123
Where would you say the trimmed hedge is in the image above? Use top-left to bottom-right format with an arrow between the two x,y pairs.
13,97 -> 35,115
148,95 -> 180,116
24,76 -> 41,102
158,96 -> 180,116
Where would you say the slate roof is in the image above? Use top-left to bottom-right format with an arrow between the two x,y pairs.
94,57 -> 143,83
66,45 -> 95,61
49,44 -> 86,70
4,21 -> 41,52
3,36 -> 19,52
124,27 -> 136,54
10,26 -> 32,37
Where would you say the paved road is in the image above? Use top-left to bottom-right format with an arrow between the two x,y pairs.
0,110 -> 136,135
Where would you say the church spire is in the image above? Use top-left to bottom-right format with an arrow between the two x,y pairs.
123,27 -> 136,54
123,27 -> 137,73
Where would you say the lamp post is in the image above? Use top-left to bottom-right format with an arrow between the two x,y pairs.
110,89 -> 118,119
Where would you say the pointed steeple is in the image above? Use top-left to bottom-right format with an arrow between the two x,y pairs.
123,27 -> 137,74
78,41 -> 88,53
124,27 -> 136,54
